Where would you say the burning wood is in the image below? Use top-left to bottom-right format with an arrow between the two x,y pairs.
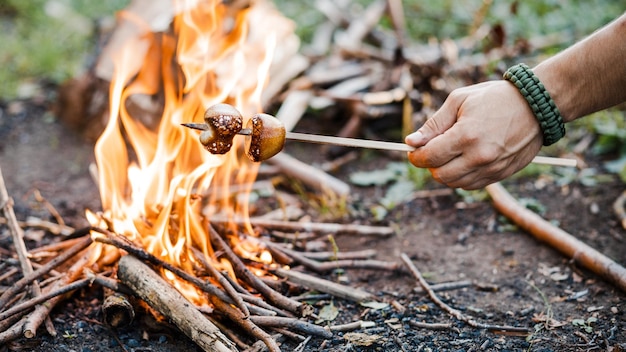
117,255 -> 237,352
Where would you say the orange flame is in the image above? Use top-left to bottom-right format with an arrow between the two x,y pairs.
90,0 -> 296,294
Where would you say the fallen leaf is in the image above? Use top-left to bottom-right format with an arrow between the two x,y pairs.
360,301 -> 389,310
343,332 -> 381,347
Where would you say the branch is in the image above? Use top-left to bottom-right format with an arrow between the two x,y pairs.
486,182 -> 626,293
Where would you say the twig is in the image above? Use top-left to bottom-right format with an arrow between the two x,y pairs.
298,249 -> 377,261
211,217 -> 395,237
207,285 -> 281,352
0,277 -> 92,321
0,217 -> 75,236
273,268 -> 374,303
400,253 -> 530,334
190,247 -> 250,318
0,236 -> 93,309
329,320 -> 366,332
23,245 -> 93,338
486,182 -> 626,293
269,243 -> 399,273
412,280 -> 473,294
208,224 -> 306,316
28,236 -> 86,255
249,315 -> 332,339
0,166 -> 46,328
267,152 -> 351,196
408,320 -> 453,330
211,216 -> 394,237
92,231 -> 236,306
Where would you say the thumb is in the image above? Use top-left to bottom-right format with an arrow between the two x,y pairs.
405,94 -> 463,147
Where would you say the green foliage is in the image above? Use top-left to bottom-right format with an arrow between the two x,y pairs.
0,0 -> 129,99
349,162 -> 431,220
572,317 -> 598,333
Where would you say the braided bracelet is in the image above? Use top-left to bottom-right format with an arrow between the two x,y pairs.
503,63 -> 566,146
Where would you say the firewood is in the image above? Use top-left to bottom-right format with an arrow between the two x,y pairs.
298,248 -> 377,261
486,182 -> 626,293
102,290 -> 135,328
190,247 -> 251,318
0,277 -> 92,322
273,268 -> 374,303
23,247 -> 93,338
117,255 -> 237,352
212,215 -> 394,237
208,224 -> 306,316
249,315 -> 332,339
0,236 -> 93,310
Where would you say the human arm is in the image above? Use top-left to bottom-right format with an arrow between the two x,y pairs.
405,13 -> 626,190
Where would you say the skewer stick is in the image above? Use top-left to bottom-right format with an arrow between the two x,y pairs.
181,123 -> 577,167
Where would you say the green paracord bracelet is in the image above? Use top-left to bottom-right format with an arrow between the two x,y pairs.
503,63 -> 566,146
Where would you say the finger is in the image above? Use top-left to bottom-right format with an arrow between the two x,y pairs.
407,125 -> 465,168
405,91 -> 465,147
427,154 -> 474,186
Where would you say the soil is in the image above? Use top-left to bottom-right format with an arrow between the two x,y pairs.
1,95 -> 625,352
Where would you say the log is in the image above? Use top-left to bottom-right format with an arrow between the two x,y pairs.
268,152 -> 351,196
486,182 -> 626,293
117,255 -> 237,352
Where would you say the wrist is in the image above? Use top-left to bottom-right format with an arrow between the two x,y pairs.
503,64 -> 566,146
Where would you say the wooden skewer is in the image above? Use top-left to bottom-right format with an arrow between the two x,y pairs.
182,123 -> 577,167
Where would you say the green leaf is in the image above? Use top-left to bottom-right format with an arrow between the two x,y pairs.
380,180 -> 416,209
317,302 -> 339,322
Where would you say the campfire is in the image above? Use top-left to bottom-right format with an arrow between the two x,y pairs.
2,1 -> 401,350
2,0 -> 626,351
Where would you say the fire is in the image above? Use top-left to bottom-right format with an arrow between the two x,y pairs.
89,0 -> 297,299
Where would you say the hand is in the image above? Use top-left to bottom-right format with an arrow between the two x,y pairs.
405,80 -> 543,190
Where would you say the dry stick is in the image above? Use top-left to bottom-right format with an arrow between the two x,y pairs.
269,243 -> 399,274
249,315 -> 332,339
400,253 -> 530,334
311,259 -> 401,273
408,320 -> 453,330
208,224 -> 306,316
298,249 -> 377,261
0,236 -> 93,310
0,277 -> 92,321
212,216 -> 394,237
273,268 -> 374,303
205,286 -> 281,352
0,267 -> 19,283
23,245 -> 93,338
0,217 -> 75,236
190,247 -> 251,318
117,255 -> 237,352
412,280 -> 473,294
93,234 -> 237,307
329,320 -> 364,332
486,182 -> 626,293
28,236 -> 85,255
0,316 -> 27,344
268,153 -> 351,196
0,166 -> 54,333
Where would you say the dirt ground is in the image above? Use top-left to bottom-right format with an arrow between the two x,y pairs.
1,95 -> 625,352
